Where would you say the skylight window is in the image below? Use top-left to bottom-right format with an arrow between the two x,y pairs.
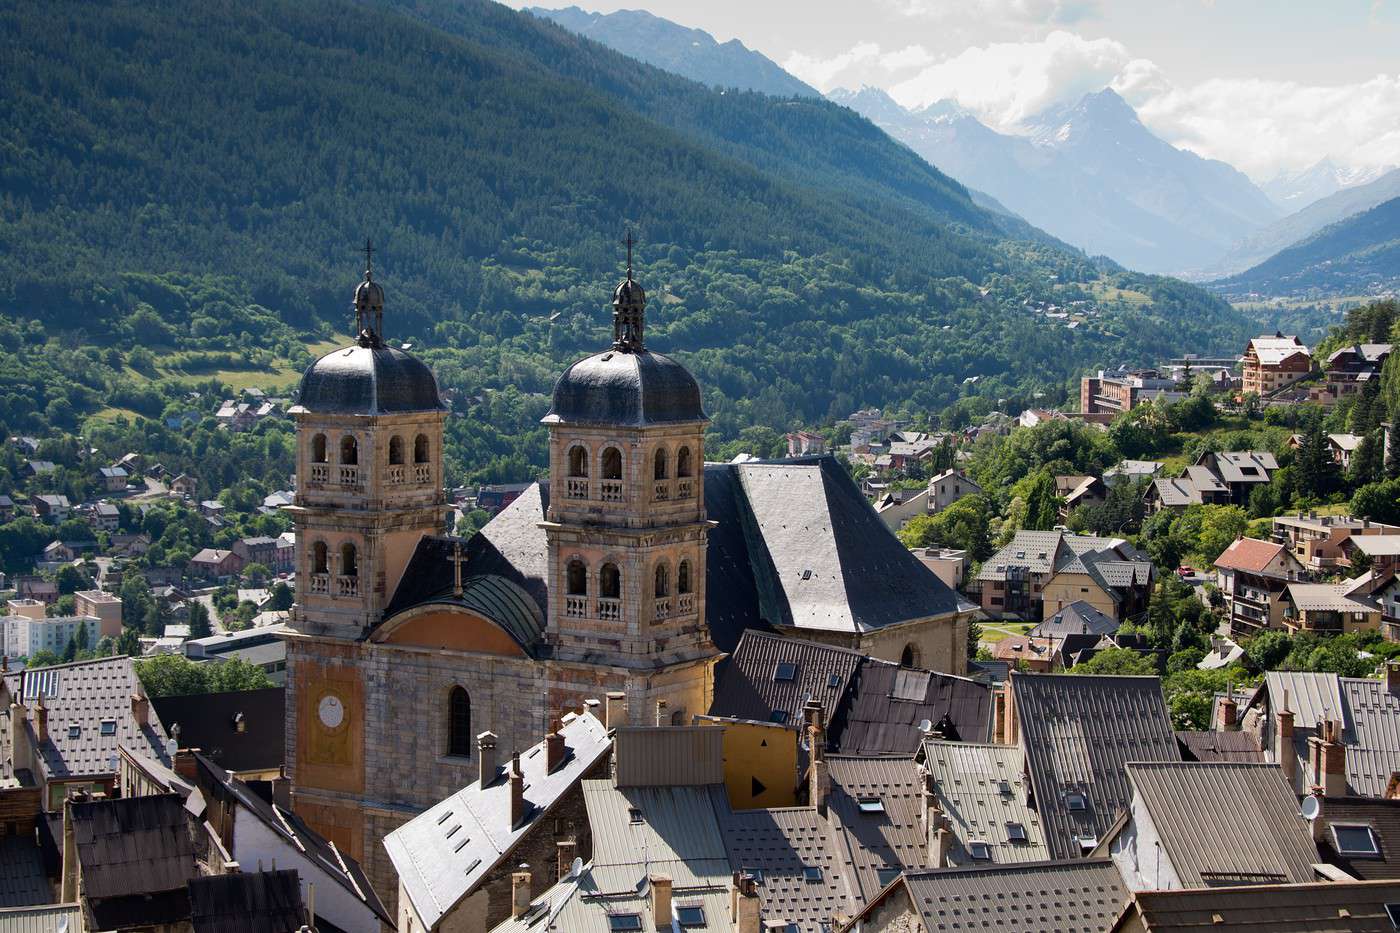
803,866 -> 824,882
1007,822 -> 1027,843
1333,824 -> 1381,856
774,662 -> 797,682
1065,792 -> 1087,811
676,905 -> 707,928
769,710 -> 789,724
857,797 -> 885,814
968,841 -> 991,861
827,673 -> 841,689
608,914 -> 643,932
67,725 -> 81,739
997,780 -> 1012,796
876,866 -> 901,887
628,807 -> 643,825
99,720 -> 117,737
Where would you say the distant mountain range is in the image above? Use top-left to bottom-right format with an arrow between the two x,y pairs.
527,6 -> 820,98
830,86 -> 1280,276
1212,196 -> 1400,299
1261,157 -> 1394,212
1202,166 -> 1400,280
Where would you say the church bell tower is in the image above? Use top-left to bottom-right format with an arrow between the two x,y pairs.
540,241 -> 715,723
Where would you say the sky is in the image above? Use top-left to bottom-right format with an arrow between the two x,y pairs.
504,0 -> 1400,182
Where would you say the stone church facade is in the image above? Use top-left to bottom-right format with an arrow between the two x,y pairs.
284,250 -> 973,909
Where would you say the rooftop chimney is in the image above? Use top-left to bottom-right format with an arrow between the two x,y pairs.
511,865 -> 532,919
649,873 -> 672,928
478,731 -> 499,786
131,679 -> 149,727
545,726 -> 565,774
605,691 -> 627,730
803,699 -> 826,759
509,751 -> 526,828
655,699 -> 668,727
1309,718 -> 1347,797
1217,685 -> 1238,732
730,872 -> 761,933
33,690 -> 48,744
1276,691 -> 1295,785
1386,661 -> 1400,696
810,756 -> 830,818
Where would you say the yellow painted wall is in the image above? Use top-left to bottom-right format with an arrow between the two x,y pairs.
1041,573 -> 1120,620
697,716 -> 798,810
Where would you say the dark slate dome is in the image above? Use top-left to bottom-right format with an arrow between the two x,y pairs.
293,345 -> 447,415
544,348 -> 706,427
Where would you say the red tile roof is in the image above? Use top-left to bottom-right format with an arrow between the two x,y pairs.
1214,536 -> 1284,573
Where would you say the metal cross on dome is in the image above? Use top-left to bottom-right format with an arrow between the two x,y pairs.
449,539 -> 468,599
362,238 -> 375,278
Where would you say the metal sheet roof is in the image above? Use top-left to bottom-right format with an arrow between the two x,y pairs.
832,661 -> 992,753
1121,879 -> 1400,932
71,794 -> 194,899
0,904 -> 82,933
922,741 -> 1050,865
151,687 -> 283,774
1174,730 -> 1264,763
900,859 -> 1127,933
1316,797 -> 1400,880
613,726 -> 724,788
384,711 -> 610,929
582,780 -> 732,888
719,806 -> 854,932
1011,674 -> 1178,860
1264,671 -> 1348,734
826,756 -> 928,903
1342,677 -> 1400,797
709,630 -> 861,727
0,839 -> 50,909
488,863 -> 735,933
1126,762 -> 1318,887
187,869 -> 303,933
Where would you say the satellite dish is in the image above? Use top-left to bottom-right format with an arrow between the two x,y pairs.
1300,796 -> 1321,821
570,857 -> 583,879
917,719 -> 934,734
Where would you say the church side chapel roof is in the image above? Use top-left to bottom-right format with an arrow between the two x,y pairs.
381,455 -> 958,654
383,710 -> 610,930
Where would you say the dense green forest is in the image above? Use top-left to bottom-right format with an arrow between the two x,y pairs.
1214,197 -> 1400,299
0,0 -> 1251,485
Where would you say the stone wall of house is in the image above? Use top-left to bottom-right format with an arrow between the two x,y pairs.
860,889 -> 925,933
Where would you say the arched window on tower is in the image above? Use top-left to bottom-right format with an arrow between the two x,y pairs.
414,434 -> 430,464
448,686 -> 472,758
678,559 -> 692,594
654,562 -> 670,598
602,447 -> 623,479
566,559 -> 588,595
654,447 -> 669,480
600,563 -> 621,599
388,436 -> 404,465
312,434 -> 328,463
568,445 -> 589,477
340,543 -> 358,577
339,435 -> 358,465
311,541 -> 328,575
676,446 -> 693,478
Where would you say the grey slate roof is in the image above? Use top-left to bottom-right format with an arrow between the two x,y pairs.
1030,601 -> 1119,640
194,754 -> 390,925
187,870 -> 303,933
978,531 -> 1150,589
0,838 -> 49,909
152,687 -> 283,774
922,740 -> 1050,865
720,806 -> 853,932
544,348 -> 706,427
896,859 -> 1127,933
387,455 -> 959,655
1011,674 -> 1178,860
1124,762 -> 1318,887
1174,730 -> 1263,763
826,756 -> 928,903
292,344 -> 446,415
384,710 -> 610,929
3,657 -> 170,780
709,629 -> 862,727
832,662 -> 992,752
1316,797 -> 1400,880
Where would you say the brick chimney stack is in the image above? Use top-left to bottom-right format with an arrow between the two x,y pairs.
545,725 -> 565,774
131,677 -> 149,727
510,865 -> 532,918
1386,661 -> 1400,696
1309,718 -> 1347,797
1276,690 -> 1295,784
1216,683 -> 1238,732
605,691 -> 627,730
477,731 -> 498,786
509,751 -> 526,827
33,690 -> 48,744
803,699 -> 826,757
649,874 -> 672,928
730,872 -> 761,933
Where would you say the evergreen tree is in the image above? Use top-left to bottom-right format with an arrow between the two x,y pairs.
1293,416 -> 1339,501
188,601 -> 212,639
1022,472 -> 1061,531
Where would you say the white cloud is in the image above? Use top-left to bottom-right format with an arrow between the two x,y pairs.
887,0 -> 1098,27
784,42 -> 937,92
888,30 -> 1130,126
1126,72 -> 1400,180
